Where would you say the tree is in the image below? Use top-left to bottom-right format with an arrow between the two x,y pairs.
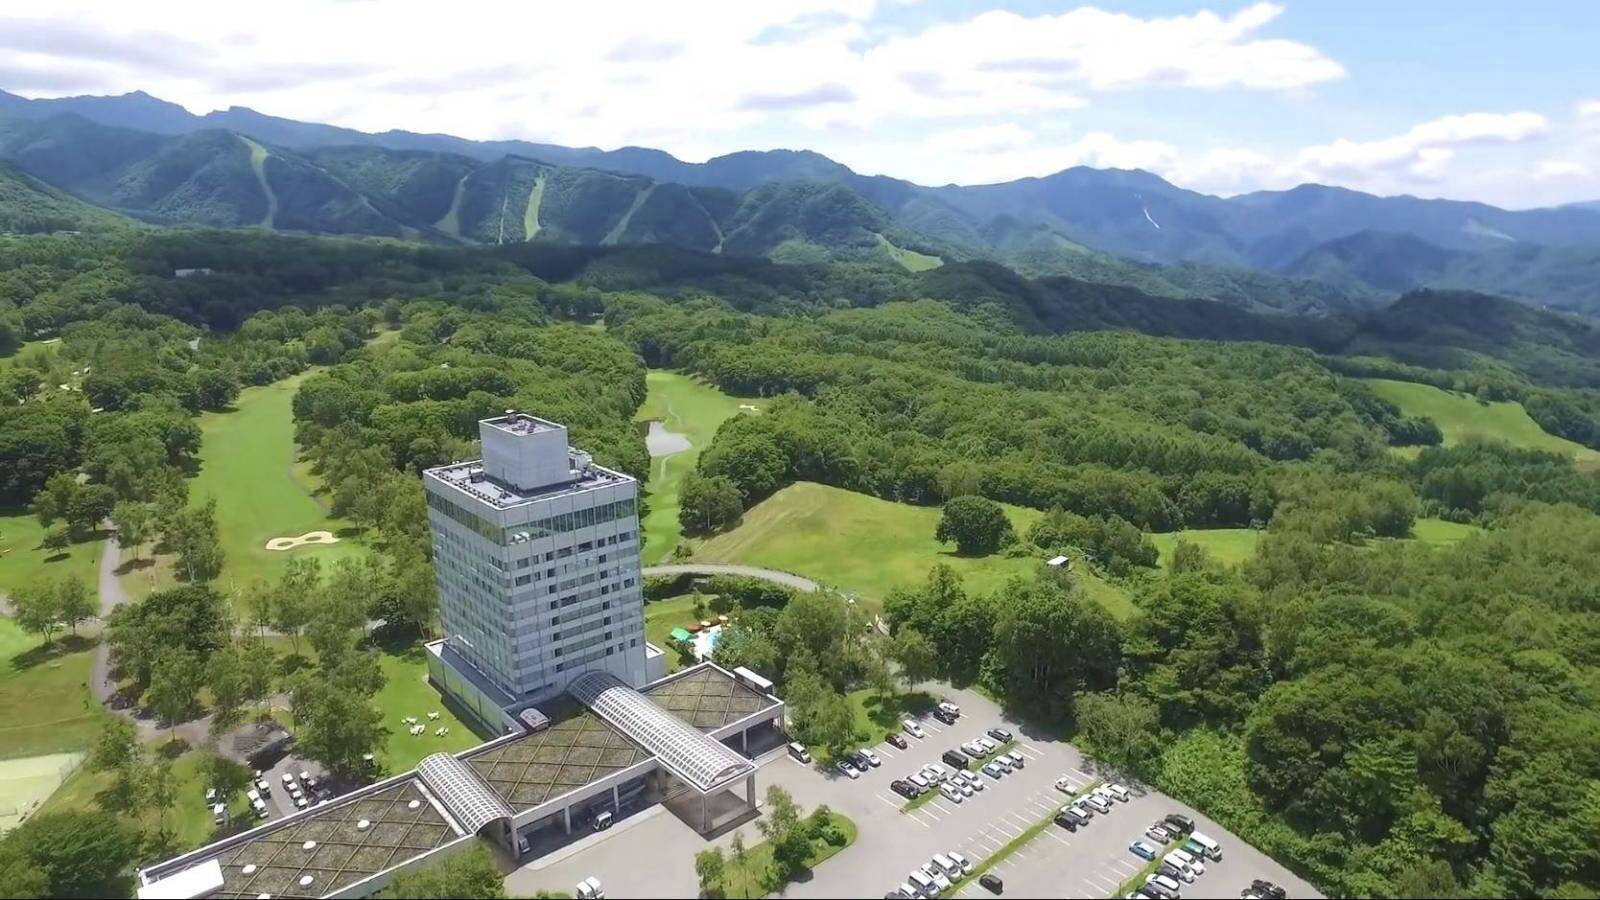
695,846 -> 728,899
376,844 -> 507,898
10,579 -> 62,645
55,576 -> 93,636
112,500 -> 154,560
802,690 -> 856,759
239,640 -> 277,715
31,471 -> 79,529
758,786 -> 813,883
271,556 -> 321,654
40,525 -> 70,557
889,627 -> 937,693
65,483 -> 114,539
201,752 -> 253,806
290,672 -> 388,776
88,716 -> 144,811
2,810 -> 138,898
935,495 -> 1014,556
145,759 -> 178,844
1075,692 -> 1162,776
728,832 -> 751,900
680,472 -> 744,535
147,649 -> 204,736
207,643 -> 252,735
168,498 -> 224,583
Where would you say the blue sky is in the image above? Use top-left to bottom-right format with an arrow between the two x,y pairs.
3,1 -> 1597,206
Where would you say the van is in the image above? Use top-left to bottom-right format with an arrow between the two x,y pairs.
932,853 -> 961,879
211,802 -> 226,825
1104,783 -> 1131,802
574,876 -> 604,899
1189,831 -> 1222,860
908,868 -> 938,897
941,750 -> 970,770
1167,848 -> 1204,876
787,742 -> 811,763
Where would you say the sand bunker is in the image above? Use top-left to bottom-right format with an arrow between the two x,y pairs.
265,530 -> 339,551
739,404 -> 760,412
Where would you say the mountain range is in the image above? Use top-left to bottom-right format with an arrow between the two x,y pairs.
2,88 -> 1599,316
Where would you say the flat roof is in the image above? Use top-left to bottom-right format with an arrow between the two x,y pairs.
148,778 -> 461,900
643,664 -> 776,733
464,710 -> 649,811
425,457 -> 630,511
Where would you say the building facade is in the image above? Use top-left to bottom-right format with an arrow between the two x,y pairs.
423,413 -> 648,704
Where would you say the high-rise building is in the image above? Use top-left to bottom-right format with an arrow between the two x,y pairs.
423,413 -> 648,704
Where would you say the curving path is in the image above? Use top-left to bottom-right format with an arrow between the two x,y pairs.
641,563 -> 818,593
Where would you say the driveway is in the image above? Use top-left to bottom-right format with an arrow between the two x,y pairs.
642,564 -> 819,593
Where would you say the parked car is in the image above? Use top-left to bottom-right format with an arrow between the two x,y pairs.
1003,750 -> 1025,769
939,782 -> 963,804
1164,813 -> 1196,834
976,735 -> 998,753
1059,806 -> 1091,826
962,741 -> 986,758
932,708 -> 958,725
1130,840 -> 1159,860
837,760 -> 861,779
982,761 -> 1005,779
932,853 -> 962,880
922,864 -> 953,892
1054,776 -> 1077,793
938,700 -> 961,717
987,727 -> 1013,742
1188,831 -> 1223,860
1146,825 -> 1172,843
1105,782 -> 1132,802
251,798 -> 268,819
1160,861 -> 1192,884
891,779 -> 919,799
1168,848 -> 1204,876
1068,802 -> 1094,820
788,742 -> 811,763
924,762 -> 950,781
907,869 -> 938,897
959,771 -> 985,791
991,755 -> 1013,773
211,802 -> 226,825
591,810 -> 613,831
941,750 -> 970,770
574,876 -> 604,900
850,751 -> 872,770
1053,810 -> 1079,831
1250,879 -> 1287,899
909,772 -> 932,789
951,779 -> 973,797
903,719 -> 926,739
255,778 -> 271,795
859,748 -> 882,768
887,732 -> 909,749
979,872 -> 1004,893
1082,794 -> 1111,813
948,851 -> 974,876
1144,873 -> 1182,899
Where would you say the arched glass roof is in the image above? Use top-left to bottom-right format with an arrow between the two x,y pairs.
568,671 -> 754,793
416,752 -> 514,834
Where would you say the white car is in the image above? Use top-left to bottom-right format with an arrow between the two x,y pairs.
1105,782 -> 1132,802
1146,873 -> 1183,896
983,762 -> 1005,779
252,799 -> 268,819
948,851 -> 974,876
903,719 -> 926,739
859,748 -> 882,768
925,762 -> 950,780
909,772 -> 932,790
1167,848 -> 1205,876
836,760 -> 860,779
254,778 -> 271,794
281,772 -> 295,785
1004,750 -> 1025,769
952,779 -> 974,797
976,735 -> 998,753
991,755 -> 1013,773
938,701 -> 961,718
939,783 -> 963,804
1147,825 -> 1173,843
959,771 -> 985,791
1083,794 -> 1111,813
922,864 -> 953,892
1055,776 -> 1077,793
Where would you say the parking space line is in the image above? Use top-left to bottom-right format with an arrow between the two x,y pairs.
876,792 -> 901,809
903,812 -> 931,829
1110,859 -> 1139,875
1046,830 -> 1072,846
990,821 -> 1021,838
1005,812 -> 1035,829
1067,766 -> 1094,780
931,799 -> 956,816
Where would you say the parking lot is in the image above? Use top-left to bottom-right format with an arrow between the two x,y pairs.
506,683 -> 1323,899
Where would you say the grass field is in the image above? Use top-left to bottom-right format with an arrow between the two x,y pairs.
372,643 -> 483,771
123,370 -> 360,603
35,746 -> 245,850
1366,378 -> 1600,464
634,371 -> 766,564
1149,529 -> 1261,568
721,810 -> 857,898
689,482 -> 1134,618
0,617 -> 103,760
0,507 -> 103,598
874,233 -> 943,272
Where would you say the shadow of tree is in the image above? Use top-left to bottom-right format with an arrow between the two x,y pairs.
9,634 -> 96,672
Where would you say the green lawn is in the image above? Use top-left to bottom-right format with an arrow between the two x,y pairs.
0,507 -> 103,598
1148,529 -> 1261,569
124,370 -> 360,604
644,594 -> 711,674
1366,378 -> 1600,464
0,617 -> 104,760
1407,517 -> 1481,546
634,370 -> 766,564
690,482 -> 1133,616
372,643 -> 483,772
36,746 -> 247,851
874,233 -> 943,272
722,811 -> 857,899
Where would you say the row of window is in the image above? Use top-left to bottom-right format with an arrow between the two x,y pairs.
426,489 -> 638,547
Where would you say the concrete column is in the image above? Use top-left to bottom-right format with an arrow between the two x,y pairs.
745,774 -> 755,808
612,784 -> 620,812
700,791 -> 709,833
563,805 -> 571,835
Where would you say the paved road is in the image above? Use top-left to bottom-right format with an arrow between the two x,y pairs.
642,564 -> 819,593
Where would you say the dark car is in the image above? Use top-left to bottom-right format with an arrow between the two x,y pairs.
1143,882 -> 1179,900
850,751 -> 872,770
890,779 -> 919,799
1059,807 -> 1091,826
1252,879 -> 1288,899
979,873 -> 1004,894
1164,813 -> 1196,834
1053,811 -> 1079,831
941,749 -> 970,769
987,727 -> 1013,742
887,732 -> 909,749
932,708 -> 958,725
1158,862 -> 1183,881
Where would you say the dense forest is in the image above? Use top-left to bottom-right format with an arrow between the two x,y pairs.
7,228 -> 1600,897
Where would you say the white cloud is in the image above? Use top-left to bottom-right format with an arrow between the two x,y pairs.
1294,112 -> 1547,179
1578,99 -> 1600,121
1535,160 -> 1590,179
